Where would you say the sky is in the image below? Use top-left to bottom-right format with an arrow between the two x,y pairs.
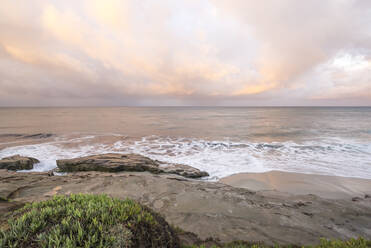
0,0 -> 370,106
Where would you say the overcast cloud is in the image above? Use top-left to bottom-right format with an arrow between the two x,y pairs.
0,0 -> 370,106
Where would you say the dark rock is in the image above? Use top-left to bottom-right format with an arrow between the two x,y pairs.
0,155 -> 39,171
302,212 -> 314,217
47,168 -> 61,176
57,153 -> 162,173
352,197 -> 363,202
160,162 -> 209,178
57,153 -> 209,178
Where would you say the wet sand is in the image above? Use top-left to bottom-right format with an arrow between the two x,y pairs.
220,171 -> 371,199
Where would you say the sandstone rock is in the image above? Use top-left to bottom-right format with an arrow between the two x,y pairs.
159,162 -> 209,178
57,153 -> 161,173
0,155 -> 39,171
57,153 -> 209,178
1,170 -> 371,246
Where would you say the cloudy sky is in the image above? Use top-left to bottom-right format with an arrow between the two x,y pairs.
0,0 -> 370,106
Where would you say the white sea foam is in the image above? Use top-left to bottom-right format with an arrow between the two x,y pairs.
0,135 -> 370,180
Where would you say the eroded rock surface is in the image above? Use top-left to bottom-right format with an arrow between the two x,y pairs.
1,169 -> 370,246
57,153 -> 161,173
57,153 -> 209,178
0,155 -> 39,171
159,162 -> 209,178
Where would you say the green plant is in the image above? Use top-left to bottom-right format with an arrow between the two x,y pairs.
0,194 -> 179,248
317,237 -> 371,248
1,194 -> 370,248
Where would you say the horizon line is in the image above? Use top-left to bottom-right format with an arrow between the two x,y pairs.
0,105 -> 370,108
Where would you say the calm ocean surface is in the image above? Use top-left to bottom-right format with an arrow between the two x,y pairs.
0,107 -> 370,179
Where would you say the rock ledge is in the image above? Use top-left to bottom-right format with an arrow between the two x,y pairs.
0,155 -> 39,171
57,153 -> 209,178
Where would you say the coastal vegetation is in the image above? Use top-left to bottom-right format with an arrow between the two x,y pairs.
0,194 -> 370,248
0,194 -> 179,248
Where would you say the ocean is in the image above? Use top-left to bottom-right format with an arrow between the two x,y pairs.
0,107 -> 370,180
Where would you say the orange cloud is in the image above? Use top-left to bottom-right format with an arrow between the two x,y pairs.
233,83 -> 276,95
3,44 -> 35,63
0,1 -> 370,106
86,0 -> 129,30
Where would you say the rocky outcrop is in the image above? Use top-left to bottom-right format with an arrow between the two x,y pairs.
159,162 -> 209,178
57,153 -> 161,173
57,153 -> 209,178
0,155 -> 39,171
0,169 -> 370,246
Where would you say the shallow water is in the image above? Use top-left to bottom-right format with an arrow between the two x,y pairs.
0,107 -> 370,179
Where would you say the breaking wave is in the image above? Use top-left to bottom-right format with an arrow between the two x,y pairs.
0,134 -> 370,180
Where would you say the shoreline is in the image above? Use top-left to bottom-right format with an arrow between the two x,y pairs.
1,169 -> 371,245
220,170 -> 371,199
1,153 -> 371,245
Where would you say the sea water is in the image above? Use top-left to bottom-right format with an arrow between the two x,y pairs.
0,107 -> 370,180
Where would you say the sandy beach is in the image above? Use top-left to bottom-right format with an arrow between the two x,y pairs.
220,170 -> 371,199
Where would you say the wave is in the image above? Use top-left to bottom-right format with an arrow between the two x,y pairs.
0,134 -> 370,180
